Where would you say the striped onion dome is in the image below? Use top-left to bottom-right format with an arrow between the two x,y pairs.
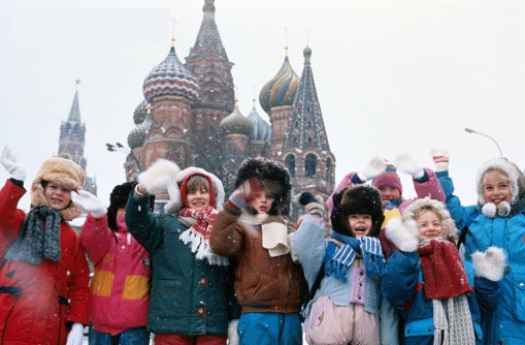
127,124 -> 146,149
247,105 -> 271,143
143,46 -> 200,104
259,54 -> 299,113
219,104 -> 253,136
133,100 -> 148,124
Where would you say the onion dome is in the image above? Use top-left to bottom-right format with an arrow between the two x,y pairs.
219,103 -> 253,136
133,100 -> 148,124
127,124 -> 146,149
143,45 -> 200,104
259,52 -> 299,113
247,103 -> 271,143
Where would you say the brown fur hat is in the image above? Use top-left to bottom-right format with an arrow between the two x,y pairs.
31,157 -> 85,221
330,184 -> 384,237
234,157 -> 291,216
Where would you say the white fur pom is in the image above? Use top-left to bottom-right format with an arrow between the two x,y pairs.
385,218 -> 419,252
481,202 -> 497,218
497,201 -> 511,217
228,319 -> 239,345
138,159 -> 180,194
472,246 -> 507,281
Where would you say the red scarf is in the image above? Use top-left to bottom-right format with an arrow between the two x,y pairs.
178,206 -> 217,239
417,240 -> 471,299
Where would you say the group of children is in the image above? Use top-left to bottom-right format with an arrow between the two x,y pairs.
0,145 -> 523,345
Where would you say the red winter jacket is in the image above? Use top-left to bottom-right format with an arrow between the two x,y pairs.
80,214 -> 150,335
0,179 -> 90,345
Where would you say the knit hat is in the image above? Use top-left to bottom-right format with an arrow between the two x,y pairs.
31,157 -> 85,221
108,181 -> 137,231
330,184 -> 385,237
235,157 -> 291,216
372,164 -> 403,195
476,157 -> 525,217
165,167 -> 225,214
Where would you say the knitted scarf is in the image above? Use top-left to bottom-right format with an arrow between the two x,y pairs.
432,295 -> 476,345
417,240 -> 471,299
5,206 -> 62,265
178,206 -> 228,266
240,213 -> 291,257
324,232 -> 384,283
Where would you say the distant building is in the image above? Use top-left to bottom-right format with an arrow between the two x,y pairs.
125,0 -> 335,220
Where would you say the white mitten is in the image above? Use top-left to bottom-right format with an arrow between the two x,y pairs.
137,158 -> 180,194
358,157 -> 387,181
1,146 -> 26,181
385,218 -> 419,252
71,190 -> 107,218
431,148 -> 449,173
228,319 -> 239,345
395,154 -> 424,179
65,322 -> 84,345
472,246 -> 507,281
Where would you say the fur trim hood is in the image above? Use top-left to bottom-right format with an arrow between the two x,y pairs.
402,197 -> 457,241
165,167 -> 225,214
31,157 -> 85,221
476,157 -> 525,217
234,157 -> 291,216
330,184 -> 384,237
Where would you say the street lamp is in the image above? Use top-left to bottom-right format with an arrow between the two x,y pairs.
464,127 -> 503,158
106,142 -> 143,172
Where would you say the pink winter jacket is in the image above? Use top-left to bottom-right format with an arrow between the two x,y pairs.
80,214 -> 151,335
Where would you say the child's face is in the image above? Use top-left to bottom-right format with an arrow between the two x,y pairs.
248,191 -> 275,214
482,170 -> 512,206
377,186 -> 401,204
347,214 -> 372,238
186,188 -> 211,211
44,182 -> 72,211
416,210 -> 443,241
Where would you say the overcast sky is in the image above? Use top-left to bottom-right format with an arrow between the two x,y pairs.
1,0 -> 524,210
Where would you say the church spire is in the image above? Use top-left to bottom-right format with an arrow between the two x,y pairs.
67,79 -> 82,123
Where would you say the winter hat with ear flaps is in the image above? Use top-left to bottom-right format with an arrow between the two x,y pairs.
330,184 -> 385,237
234,157 -> 292,216
476,157 -> 525,217
31,157 -> 85,221
165,167 -> 225,214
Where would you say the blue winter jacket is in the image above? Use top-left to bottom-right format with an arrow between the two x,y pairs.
382,249 -> 499,345
439,170 -> 525,345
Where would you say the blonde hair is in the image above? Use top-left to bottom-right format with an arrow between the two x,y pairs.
402,197 -> 457,241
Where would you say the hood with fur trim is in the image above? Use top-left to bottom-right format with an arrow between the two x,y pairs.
234,157 -> 291,216
330,184 -> 384,237
31,157 -> 85,221
476,157 -> 525,217
164,167 -> 225,214
402,197 -> 457,241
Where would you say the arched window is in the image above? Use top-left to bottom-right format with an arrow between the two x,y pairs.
326,157 -> 334,183
285,154 -> 296,178
305,153 -> 317,178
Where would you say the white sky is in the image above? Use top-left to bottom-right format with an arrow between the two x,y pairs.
1,0 -> 524,210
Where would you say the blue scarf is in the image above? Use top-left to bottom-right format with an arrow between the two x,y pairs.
324,232 -> 384,283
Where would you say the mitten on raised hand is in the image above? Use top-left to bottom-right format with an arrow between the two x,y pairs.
431,148 -> 449,173
228,178 -> 261,209
1,146 -> 26,181
395,153 -> 425,179
137,158 -> 180,194
228,319 -> 239,345
472,246 -> 507,282
294,192 -> 324,218
65,322 -> 84,345
71,190 -> 107,218
357,157 -> 387,182
385,218 -> 419,252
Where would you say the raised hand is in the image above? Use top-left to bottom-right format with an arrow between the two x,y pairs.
1,146 -> 26,181
71,190 -> 107,218
357,157 -> 387,182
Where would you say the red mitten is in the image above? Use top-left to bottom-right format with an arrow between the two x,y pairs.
228,178 -> 261,209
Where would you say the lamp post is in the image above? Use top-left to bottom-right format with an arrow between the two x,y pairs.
106,142 -> 143,172
464,127 -> 503,158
